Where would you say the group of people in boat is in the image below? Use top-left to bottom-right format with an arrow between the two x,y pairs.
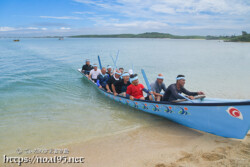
82,59 -> 205,102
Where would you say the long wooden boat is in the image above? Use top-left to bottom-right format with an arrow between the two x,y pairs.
78,69 -> 250,139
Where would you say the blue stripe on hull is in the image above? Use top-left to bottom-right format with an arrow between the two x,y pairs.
78,69 -> 250,139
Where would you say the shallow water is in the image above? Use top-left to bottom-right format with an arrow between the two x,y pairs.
0,38 -> 249,155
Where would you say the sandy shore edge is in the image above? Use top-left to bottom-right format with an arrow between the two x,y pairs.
3,122 -> 250,167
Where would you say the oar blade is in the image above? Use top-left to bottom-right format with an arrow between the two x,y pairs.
98,55 -> 102,69
141,69 -> 155,101
110,55 -> 116,70
178,93 -> 194,103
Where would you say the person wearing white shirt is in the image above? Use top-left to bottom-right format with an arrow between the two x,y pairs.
88,64 -> 101,83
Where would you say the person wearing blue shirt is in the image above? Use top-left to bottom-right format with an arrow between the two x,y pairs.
96,67 -> 109,90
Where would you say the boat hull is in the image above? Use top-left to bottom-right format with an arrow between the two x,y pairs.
78,69 -> 250,139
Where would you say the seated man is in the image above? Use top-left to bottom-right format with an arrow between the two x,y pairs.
150,74 -> 167,101
163,75 -> 205,102
88,64 -> 101,83
112,72 -> 131,97
119,67 -> 124,74
119,67 -> 124,79
96,67 -> 109,90
106,69 -> 121,92
81,59 -> 93,75
126,74 -> 154,101
106,65 -> 113,78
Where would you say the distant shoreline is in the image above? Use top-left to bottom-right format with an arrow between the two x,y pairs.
2,32 -> 250,42
69,32 -> 205,39
69,32 -> 250,42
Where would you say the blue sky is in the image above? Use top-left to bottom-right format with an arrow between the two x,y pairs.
0,0 -> 250,36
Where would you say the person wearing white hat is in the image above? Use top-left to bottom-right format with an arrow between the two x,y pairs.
106,69 -> 121,93
81,59 -> 93,75
126,74 -> 154,101
163,74 -> 205,101
88,64 -> 101,83
96,67 -> 109,90
106,65 -> 113,79
112,72 -> 130,97
150,73 -> 167,101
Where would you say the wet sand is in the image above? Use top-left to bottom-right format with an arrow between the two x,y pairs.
5,120 -> 249,167
66,123 -> 250,167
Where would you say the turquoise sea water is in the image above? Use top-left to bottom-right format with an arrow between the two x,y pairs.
0,38 -> 250,155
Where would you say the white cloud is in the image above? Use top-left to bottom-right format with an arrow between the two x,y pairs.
111,21 -> 168,29
73,11 -> 95,15
73,0 -> 112,9
150,5 -> 176,14
180,24 -> 250,30
1,0 -> 250,36
60,27 -> 71,30
0,27 -> 18,31
73,0 -> 94,4
73,0 -> 250,16
154,0 -> 250,15
40,16 -> 82,20
72,0 -> 250,34
194,0 -> 250,15
0,27 -> 47,32
27,27 -> 39,30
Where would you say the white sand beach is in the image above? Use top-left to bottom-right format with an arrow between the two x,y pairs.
9,121 -> 249,167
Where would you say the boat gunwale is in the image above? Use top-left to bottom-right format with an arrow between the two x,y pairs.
79,69 -> 250,107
